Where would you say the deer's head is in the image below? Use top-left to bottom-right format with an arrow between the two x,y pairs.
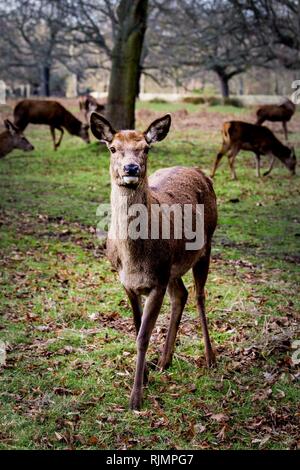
286,144 -> 297,175
79,123 -> 90,144
90,113 -> 171,188
4,119 -> 34,152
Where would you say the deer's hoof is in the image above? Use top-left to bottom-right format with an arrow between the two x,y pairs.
206,350 -> 216,368
129,391 -> 143,411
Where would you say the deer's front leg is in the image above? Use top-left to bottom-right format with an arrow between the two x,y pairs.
126,288 -> 148,384
55,127 -> 64,149
130,286 -> 166,410
263,154 -> 275,176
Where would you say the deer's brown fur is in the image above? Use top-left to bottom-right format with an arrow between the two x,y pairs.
14,99 -> 90,150
90,112 -> 217,410
0,119 -> 34,159
256,99 -> 296,141
79,95 -> 105,123
211,120 -> 296,179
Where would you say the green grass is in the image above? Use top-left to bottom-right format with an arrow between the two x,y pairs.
136,100 -> 245,115
0,104 -> 299,450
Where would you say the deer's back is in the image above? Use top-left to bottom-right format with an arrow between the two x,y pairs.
224,121 -> 280,154
257,101 -> 295,122
149,166 -> 217,234
151,166 -> 217,279
14,100 -> 66,126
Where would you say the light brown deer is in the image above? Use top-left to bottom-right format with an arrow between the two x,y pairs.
90,112 -> 217,410
0,119 -> 34,159
14,99 -> 90,151
211,121 -> 296,180
256,99 -> 296,141
79,94 -> 105,124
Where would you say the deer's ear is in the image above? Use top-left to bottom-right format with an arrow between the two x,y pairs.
4,119 -> 18,135
144,114 -> 171,144
90,113 -> 115,143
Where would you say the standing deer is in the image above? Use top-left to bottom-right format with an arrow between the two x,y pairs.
256,99 -> 296,141
79,95 -> 105,123
0,119 -> 34,159
14,99 -> 90,151
211,121 -> 296,179
90,112 -> 217,410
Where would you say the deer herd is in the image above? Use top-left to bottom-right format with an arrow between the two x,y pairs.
0,96 -> 298,409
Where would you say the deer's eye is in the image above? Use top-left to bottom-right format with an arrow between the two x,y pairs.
144,146 -> 150,154
110,147 -> 116,153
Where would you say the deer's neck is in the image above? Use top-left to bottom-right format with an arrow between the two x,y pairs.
63,111 -> 81,135
110,178 -> 151,244
0,132 -> 14,158
273,139 -> 290,161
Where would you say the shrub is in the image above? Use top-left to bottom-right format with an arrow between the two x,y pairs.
149,98 -> 168,104
206,96 -> 222,106
223,97 -> 244,107
182,96 -> 206,104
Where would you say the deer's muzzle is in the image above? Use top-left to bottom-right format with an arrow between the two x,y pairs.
122,164 -> 141,185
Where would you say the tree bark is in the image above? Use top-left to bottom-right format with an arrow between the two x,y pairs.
40,65 -> 51,97
107,0 -> 148,130
217,72 -> 230,98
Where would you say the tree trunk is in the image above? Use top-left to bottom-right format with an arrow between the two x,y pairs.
217,72 -> 230,98
107,0 -> 148,130
40,65 -> 50,97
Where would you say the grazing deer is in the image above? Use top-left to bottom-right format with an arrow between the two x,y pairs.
79,95 -> 105,124
14,99 -> 90,151
256,99 -> 296,141
0,119 -> 34,159
211,121 -> 296,180
90,112 -> 217,410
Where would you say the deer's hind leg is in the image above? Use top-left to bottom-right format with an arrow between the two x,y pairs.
211,141 -> 230,178
50,127 -> 56,150
228,146 -> 240,180
193,249 -> 215,368
158,278 -> 188,371
255,153 -> 261,177
283,121 -> 288,141
126,289 -> 143,336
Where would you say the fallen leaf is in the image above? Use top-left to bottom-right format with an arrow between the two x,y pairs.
210,413 -> 229,422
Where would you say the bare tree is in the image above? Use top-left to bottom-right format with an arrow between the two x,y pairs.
0,0 -> 86,96
148,0 -> 271,97
106,0 -> 148,129
230,0 -> 300,70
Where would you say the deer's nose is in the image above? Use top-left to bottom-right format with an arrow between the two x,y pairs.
123,164 -> 140,176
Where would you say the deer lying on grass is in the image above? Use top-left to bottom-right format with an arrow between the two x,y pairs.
79,95 -> 105,124
0,119 -> 34,158
14,99 -> 90,151
211,121 -> 296,180
90,112 -> 217,410
256,99 -> 296,141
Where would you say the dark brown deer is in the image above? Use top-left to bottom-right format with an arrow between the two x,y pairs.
0,119 -> 34,159
14,99 -> 90,151
256,99 -> 296,141
90,112 -> 217,410
211,121 -> 296,179
79,94 -> 105,124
